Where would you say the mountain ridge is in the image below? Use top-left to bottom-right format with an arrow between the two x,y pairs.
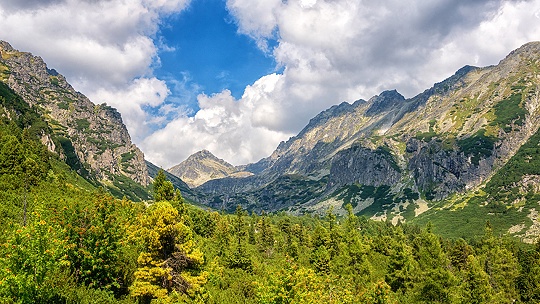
190,40 -> 540,239
0,40 -> 151,200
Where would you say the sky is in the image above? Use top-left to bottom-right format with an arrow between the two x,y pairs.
0,0 -> 539,168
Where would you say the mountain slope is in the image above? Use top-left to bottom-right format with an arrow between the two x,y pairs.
194,41 -> 540,237
168,150 -> 252,188
0,41 -> 151,200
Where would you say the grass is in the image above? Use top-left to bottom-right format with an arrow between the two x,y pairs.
105,173 -> 151,202
75,118 -> 90,131
490,92 -> 526,133
412,194 -> 536,241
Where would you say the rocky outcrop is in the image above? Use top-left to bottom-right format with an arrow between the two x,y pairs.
0,41 -> 149,185
327,145 -> 401,190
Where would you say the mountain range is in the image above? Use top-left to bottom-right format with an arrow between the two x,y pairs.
1,40 -> 540,241
168,41 -> 540,241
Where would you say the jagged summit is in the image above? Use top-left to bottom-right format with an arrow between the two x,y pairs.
365,89 -> 405,116
167,150 -> 253,188
0,40 -> 14,51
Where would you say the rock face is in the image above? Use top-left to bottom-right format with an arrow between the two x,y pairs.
192,41 -> 540,218
0,41 -> 149,186
168,150 -> 253,188
327,146 -> 402,190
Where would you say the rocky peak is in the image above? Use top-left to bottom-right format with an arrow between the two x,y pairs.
0,41 -> 14,52
0,41 -> 149,186
193,42 -> 540,223
365,89 -> 405,116
168,150 -> 253,188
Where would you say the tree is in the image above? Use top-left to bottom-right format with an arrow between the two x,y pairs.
412,228 -> 458,303
153,169 -> 175,202
477,223 -> 519,302
0,214 -> 68,302
461,255 -> 494,304
0,133 -> 48,225
227,206 -> 252,271
385,241 -> 418,293
129,202 -> 206,303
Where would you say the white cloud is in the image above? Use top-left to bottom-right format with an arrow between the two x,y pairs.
2,0 -> 540,169
89,77 -> 170,142
141,78 -> 294,168
0,0 -> 189,141
212,0 -> 540,137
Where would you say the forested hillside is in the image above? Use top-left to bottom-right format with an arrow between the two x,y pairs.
1,174 -> 539,303
1,40 -> 540,303
0,85 -> 539,302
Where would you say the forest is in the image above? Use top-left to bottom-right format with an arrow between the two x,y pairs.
0,82 -> 540,303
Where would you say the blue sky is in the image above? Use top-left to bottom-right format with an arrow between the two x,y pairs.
1,0 -> 540,167
155,0 -> 279,110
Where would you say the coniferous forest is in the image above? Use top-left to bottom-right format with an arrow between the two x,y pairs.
1,66 -> 540,304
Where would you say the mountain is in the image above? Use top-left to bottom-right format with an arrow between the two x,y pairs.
0,41 -> 151,200
167,149 -> 253,188
193,41 -> 540,240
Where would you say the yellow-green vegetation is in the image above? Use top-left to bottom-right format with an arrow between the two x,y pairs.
490,91 -> 527,133
448,96 -> 481,133
0,50 -> 22,60
0,64 -> 9,81
49,75 -> 60,86
1,106 -> 540,303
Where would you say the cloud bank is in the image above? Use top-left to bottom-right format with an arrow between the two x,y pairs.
145,0 -> 540,167
0,0 -> 189,141
1,0 -> 540,168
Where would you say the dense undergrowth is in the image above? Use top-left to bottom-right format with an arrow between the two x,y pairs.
1,69 -> 540,303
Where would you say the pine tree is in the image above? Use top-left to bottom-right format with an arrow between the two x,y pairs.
129,202 -> 206,303
153,169 -> 175,202
461,255 -> 494,304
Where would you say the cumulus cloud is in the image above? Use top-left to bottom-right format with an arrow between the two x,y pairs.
0,0 -> 189,140
141,79 -> 294,167
89,78 -> 170,141
2,0 -> 540,168
218,0 -> 540,135
146,0 -> 540,167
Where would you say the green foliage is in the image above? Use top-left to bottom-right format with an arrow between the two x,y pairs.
486,127 -> 540,203
491,92 -> 527,132
0,214 -> 69,303
75,118 -> 91,131
129,201 -> 207,303
457,128 -> 497,165
106,173 -> 151,202
121,151 -> 135,163
57,135 -> 90,178
374,146 -> 401,173
153,169 -> 176,202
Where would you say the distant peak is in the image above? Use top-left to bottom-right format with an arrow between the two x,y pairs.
502,41 -> 540,63
365,89 -> 405,116
377,89 -> 404,99
0,40 -> 14,52
192,149 -> 217,159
